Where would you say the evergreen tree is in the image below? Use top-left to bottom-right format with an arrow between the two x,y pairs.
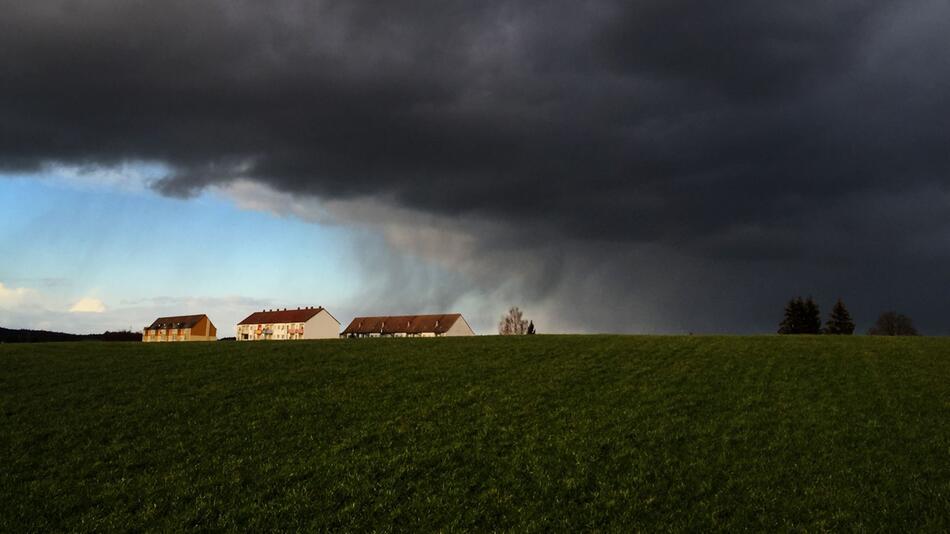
802,297 -> 821,334
527,321 -> 536,335
823,298 -> 855,335
779,296 -> 821,334
778,297 -> 804,334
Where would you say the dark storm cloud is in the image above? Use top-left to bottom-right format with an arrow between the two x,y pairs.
3,0 -> 949,332
596,2 -> 884,98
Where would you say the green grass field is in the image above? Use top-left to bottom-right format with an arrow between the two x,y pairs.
2,335 -> 948,531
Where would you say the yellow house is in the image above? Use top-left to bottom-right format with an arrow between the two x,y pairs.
143,314 -> 217,342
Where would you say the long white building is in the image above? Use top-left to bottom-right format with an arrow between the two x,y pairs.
340,313 -> 475,337
236,307 -> 340,340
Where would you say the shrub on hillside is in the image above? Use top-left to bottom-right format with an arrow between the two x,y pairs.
868,311 -> 918,336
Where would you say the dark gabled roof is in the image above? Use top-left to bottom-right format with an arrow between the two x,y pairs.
147,314 -> 209,330
237,307 -> 338,325
342,314 -> 463,335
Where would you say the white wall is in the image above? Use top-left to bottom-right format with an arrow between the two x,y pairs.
444,317 -> 475,336
303,310 -> 340,339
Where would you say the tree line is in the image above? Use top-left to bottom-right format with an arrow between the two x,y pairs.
0,327 -> 143,343
779,297 -> 918,336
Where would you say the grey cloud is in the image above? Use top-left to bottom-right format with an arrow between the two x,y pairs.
3,0 -> 950,332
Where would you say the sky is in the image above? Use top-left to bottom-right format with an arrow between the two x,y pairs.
1,0 -> 949,335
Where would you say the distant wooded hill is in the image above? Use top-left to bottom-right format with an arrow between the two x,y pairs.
0,327 -> 142,343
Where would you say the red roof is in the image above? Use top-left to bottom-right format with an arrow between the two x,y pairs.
147,314 -> 210,329
237,307 -> 336,325
342,314 -> 464,335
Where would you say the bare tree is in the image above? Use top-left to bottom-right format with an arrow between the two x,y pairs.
498,307 -> 530,335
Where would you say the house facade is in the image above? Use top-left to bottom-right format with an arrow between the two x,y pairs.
341,313 -> 475,338
236,307 -> 340,340
143,314 -> 217,342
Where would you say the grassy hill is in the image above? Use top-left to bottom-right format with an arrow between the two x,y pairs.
1,335 -> 948,531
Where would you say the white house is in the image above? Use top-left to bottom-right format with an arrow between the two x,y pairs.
341,313 -> 475,337
236,306 -> 340,340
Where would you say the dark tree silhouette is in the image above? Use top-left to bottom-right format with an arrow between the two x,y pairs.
868,311 -> 918,336
802,297 -> 821,334
527,321 -> 536,335
779,297 -> 803,334
0,327 -> 142,343
779,296 -> 821,334
823,298 -> 855,335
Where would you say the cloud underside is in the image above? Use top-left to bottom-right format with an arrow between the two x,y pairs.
69,297 -> 106,313
3,0 -> 950,332
0,292 -> 276,335
0,282 -> 35,308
